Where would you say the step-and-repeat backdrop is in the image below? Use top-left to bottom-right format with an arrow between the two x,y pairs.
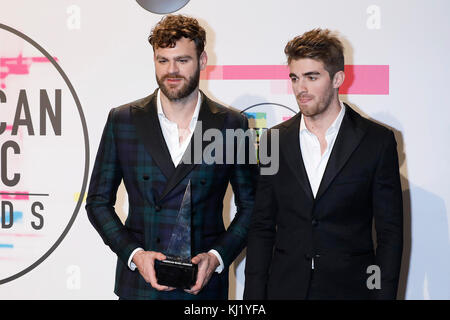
0,0 -> 449,299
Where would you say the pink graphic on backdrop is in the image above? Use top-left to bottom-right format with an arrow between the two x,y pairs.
201,65 -> 389,95
340,65 -> 389,95
0,53 -> 58,89
0,233 -> 43,238
2,124 -> 24,141
201,65 -> 288,80
0,192 -> 29,200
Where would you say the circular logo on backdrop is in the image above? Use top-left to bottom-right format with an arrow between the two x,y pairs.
240,102 -> 297,170
241,102 -> 298,138
0,24 -> 89,284
136,0 -> 191,14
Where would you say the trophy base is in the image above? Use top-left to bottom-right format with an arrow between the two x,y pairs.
155,258 -> 198,289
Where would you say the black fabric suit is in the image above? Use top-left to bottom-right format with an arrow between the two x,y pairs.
244,104 -> 403,300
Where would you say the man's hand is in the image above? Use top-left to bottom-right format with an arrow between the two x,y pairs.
132,250 -> 175,291
185,252 -> 220,295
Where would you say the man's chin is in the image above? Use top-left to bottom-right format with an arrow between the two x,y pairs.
299,106 -> 313,115
162,88 -> 194,101
160,85 -> 183,99
300,108 -> 321,118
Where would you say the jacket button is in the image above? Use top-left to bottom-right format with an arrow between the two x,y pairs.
200,179 -> 207,185
143,175 -> 149,181
312,219 -> 319,227
156,237 -> 161,244
155,205 -> 161,212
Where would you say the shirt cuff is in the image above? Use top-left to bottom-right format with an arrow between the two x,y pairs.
128,247 -> 144,271
208,249 -> 224,274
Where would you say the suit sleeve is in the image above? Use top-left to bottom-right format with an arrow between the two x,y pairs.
85,108 -> 141,265
372,130 -> 403,299
243,130 -> 277,300
210,114 -> 258,269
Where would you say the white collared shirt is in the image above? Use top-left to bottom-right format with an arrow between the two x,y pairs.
299,103 -> 345,269
128,90 -> 224,273
300,102 -> 346,198
156,89 -> 201,167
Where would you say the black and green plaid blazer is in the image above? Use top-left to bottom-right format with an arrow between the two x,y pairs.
86,90 -> 257,299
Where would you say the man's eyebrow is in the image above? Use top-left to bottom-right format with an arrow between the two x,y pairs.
289,71 -> 321,78
155,54 -> 193,60
303,71 -> 321,76
175,55 -> 193,60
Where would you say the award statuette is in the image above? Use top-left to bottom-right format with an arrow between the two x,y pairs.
154,181 -> 198,289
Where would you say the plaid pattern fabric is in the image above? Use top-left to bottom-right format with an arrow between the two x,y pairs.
86,90 -> 257,299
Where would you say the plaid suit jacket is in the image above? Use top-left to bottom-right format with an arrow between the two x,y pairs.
86,90 -> 257,299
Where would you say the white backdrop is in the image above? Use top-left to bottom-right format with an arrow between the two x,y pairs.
0,0 -> 449,299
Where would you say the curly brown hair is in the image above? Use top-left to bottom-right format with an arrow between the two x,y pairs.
148,14 -> 206,58
284,28 -> 344,79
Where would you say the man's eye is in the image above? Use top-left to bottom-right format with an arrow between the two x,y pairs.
179,59 -> 188,63
290,77 -> 298,82
309,76 -> 317,81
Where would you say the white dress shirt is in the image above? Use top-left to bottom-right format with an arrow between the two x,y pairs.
157,89 -> 201,166
128,90 -> 224,273
299,102 -> 346,268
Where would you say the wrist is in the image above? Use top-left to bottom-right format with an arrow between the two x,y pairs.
132,249 -> 145,266
208,249 -> 224,273
207,252 -> 220,270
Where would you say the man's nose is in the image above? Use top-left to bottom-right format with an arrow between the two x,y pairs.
168,61 -> 179,74
294,78 -> 308,94
298,78 -> 308,92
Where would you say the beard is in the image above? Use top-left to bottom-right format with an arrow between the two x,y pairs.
297,86 -> 334,118
156,64 -> 200,102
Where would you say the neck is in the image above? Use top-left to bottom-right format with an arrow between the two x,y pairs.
160,88 -> 199,129
304,95 -> 341,137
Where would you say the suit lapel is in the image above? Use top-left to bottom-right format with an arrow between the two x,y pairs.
315,104 -> 368,201
281,113 -> 314,200
131,90 -> 175,180
159,91 -> 225,201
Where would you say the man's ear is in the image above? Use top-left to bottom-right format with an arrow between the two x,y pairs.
333,70 -> 345,89
199,51 -> 208,71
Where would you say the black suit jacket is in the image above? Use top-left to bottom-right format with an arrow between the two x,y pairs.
244,104 -> 403,300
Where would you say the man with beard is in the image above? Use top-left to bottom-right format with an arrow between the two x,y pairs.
86,15 -> 257,300
244,29 -> 403,300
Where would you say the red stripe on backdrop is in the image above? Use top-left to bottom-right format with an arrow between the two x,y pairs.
200,65 -> 389,95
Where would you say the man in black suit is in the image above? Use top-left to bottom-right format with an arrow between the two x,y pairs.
244,29 -> 403,300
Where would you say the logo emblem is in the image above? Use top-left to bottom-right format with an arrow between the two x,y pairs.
0,24 -> 89,284
136,0 -> 191,14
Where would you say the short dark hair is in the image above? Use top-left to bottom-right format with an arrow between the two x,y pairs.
148,14 -> 206,58
284,28 -> 344,79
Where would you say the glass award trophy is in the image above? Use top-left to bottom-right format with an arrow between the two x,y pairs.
154,181 -> 198,289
